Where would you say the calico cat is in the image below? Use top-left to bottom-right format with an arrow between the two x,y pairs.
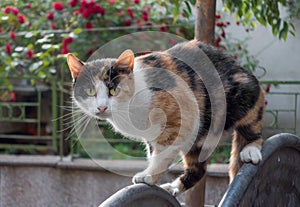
67,40 -> 265,196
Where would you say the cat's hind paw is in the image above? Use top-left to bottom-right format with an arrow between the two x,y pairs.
240,145 -> 262,164
160,182 -> 181,197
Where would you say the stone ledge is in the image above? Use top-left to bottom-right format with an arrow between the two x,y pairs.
0,155 -> 229,177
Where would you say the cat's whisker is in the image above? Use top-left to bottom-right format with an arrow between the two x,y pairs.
64,115 -> 91,141
57,114 -> 89,134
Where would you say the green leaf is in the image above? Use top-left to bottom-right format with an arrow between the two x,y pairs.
183,9 -> 190,18
73,28 -> 82,35
272,19 -> 281,36
289,30 -> 295,36
279,21 -> 289,41
27,44 -> 34,50
184,1 -> 192,14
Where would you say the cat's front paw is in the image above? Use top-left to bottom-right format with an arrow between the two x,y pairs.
240,145 -> 262,164
132,172 -> 155,185
160,182 -> 181,197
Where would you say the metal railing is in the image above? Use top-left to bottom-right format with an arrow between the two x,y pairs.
261,81 -> 300,136
0,75 -> 64,156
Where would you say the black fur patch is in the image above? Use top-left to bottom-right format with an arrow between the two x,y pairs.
180,162 -> 206,190
256,106 -> 264,122
236,125 -> 262,141
172,56 -> 198,90
142,53 -> 177,92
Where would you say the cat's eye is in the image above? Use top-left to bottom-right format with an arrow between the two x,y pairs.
109,88 -> 119,96
85,88 -> 96,96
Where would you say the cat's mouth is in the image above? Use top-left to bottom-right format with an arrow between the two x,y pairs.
96,111 -> 110,119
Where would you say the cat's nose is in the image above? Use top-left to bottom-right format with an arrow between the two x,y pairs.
98,106 -> 108,113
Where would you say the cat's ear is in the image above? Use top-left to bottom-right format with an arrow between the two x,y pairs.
67,53 -> 85,79
115,49 -> 134,73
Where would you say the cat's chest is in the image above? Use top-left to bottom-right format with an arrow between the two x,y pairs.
107,68 -> 161,141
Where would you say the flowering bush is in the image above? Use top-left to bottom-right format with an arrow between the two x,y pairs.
214,12 -> 266,77
0,0 -> 194,89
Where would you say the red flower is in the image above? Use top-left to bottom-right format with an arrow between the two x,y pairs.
0,28 -> 2,33
69,0 -> 78,7
108,0 -> 116,4
216,22 -> 224,27
221,29 -> 226,38
47,12 -> 54,20
51,24 -> 57,29
63,37 -> 74,45
215,36 -> 222,47
5,44 -> 12,55
61,37 -> 73,54
86,22 -> 93,29
81,0 -> 87,8
117,11 -> 123,16
81,9 -> 91,18
265,84 -> 271,93
87,49 -> 94,56
159,26 -> 167,32
11,7 -> 19,15
126,7 -> 134,19
61,45 -> 69,54
26,3 -> 31,9
124,19 -> 132,26
87,0 -> 95,7
4,6 -> 11,14
134,0 -> 140,4
142,11 -> 148,21
18,14 -> 26,24
215,13 -> 221,19
53,2 -> 64,11
94,4 -> 104,15
10,32 -> 17,40
26,50 -> 34,58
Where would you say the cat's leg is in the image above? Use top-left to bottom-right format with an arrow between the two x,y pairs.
132,144 -> 180,185
229,130 -> 263,182
160,147 -> 206,196
229,88 -> 265,182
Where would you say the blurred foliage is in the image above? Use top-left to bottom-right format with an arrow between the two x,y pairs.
0,0 -> 194,90
221,0 -> 299,41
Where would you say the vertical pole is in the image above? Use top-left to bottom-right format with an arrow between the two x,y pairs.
37,89 -> 41,138
51,74 -> 58,156
186,1 -> 216,206
194,0 -> 216,44
185,174 -> 206,207
59,68 -> 64,157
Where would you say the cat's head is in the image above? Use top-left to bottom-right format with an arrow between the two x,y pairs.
67,50 -> 135,119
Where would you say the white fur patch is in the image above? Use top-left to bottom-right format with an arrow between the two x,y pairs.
160,179 -> 182,197
240,144 -> 262,164
132,172 -> 154,185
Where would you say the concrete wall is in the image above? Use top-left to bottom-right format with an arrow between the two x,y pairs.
0,155 -> 229,207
